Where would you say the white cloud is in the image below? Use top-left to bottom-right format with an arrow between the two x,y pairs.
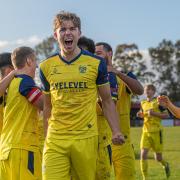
0,40 -> 9,48
0,35 -> 42,52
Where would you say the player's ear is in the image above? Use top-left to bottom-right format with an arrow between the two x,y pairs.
108,51 -> 113,58
54,32 -> 58,40
26,57 -> 32,66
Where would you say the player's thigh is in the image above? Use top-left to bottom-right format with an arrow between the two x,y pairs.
71,136 -> 98,180
0,149 -> 18,180
96,144 -> 113,180
0,149 -> 41,180
42,139 -> 71,180
20,149 -> 42,180
140,132 -> 151,149
112,143 -> 136,180
152,131 -> 163,153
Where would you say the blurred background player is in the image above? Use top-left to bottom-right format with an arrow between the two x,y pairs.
137,84 -> 170,179
0,47 -> 43,180
79,37 -> 118,180
95,42 -> 143,180
158,95 -> 180,119
78,36 -> 95,54
0,53 -> 14,135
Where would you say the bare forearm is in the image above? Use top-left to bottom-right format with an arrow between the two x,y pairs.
43,106 -> 51,137
116,71 -> 143,95
168,102 -> 180,119
102,98 -> 120,133
151,112 -> 169,119
0,71 -> 15,96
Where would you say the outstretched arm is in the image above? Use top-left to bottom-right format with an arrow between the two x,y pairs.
158,95 -> 180,119
147,109 -> 169,119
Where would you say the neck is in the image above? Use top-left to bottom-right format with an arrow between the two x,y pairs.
147,96 -> 154,101
16,68 -> 34,78
61,47 -> 81,62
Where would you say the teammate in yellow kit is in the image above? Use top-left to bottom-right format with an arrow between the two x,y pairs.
95,42 -> 143,180
39,11 -> 124,180
137,84 -> 170,179
0,47 -> 43,180
79,37 -> 118,180
0,53 -> 14,135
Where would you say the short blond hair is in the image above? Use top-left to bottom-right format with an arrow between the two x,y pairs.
11,46 -> 34,69
145,84 -> 156,92
53,11 -> 81,32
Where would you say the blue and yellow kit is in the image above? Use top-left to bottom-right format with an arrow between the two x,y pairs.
40,49 -> 109,180
0,74 -> 42,180
96,71 -> 118,180
112,72 -> 136,180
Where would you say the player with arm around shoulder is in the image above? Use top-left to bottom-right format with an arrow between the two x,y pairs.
0,47 -> 43,180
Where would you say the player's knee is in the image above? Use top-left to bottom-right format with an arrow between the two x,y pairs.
155,155 -> 162,162
141,149 -> 148,160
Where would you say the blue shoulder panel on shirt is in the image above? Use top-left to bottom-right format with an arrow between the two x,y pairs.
108,72 -> 118,99
17,74 -> 36,97
81,49 -> 105,61
39,69 -> 50,92
127,71 -> 137,80
96,58 -> 108,85
126,71 -> 137,94
81,50 -> 109,85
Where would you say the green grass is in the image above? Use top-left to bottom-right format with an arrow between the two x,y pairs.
131,126 -> 180,180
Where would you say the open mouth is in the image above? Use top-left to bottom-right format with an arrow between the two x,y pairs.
65,40 -> 73,47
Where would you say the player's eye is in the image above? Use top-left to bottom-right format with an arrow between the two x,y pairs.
60,28 -> 66,32
70,27 -> 76,31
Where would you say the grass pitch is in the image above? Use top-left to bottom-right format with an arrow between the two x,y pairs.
131,126 -> 180,180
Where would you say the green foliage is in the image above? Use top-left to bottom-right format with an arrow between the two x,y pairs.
113,43 -> 155,84
34,36 -> 58,61
149,39 -> 180,101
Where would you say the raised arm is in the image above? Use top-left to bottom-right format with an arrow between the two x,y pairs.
108,66 -> 144,95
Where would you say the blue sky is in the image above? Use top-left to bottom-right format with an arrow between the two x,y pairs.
0,0 -> 179,52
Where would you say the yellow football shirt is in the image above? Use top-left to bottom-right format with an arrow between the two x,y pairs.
141,98 -> 164,132
0,97 -> 3,135
0,75 -> 42,159
116,72 -> 137,142
39,50 -> 109,140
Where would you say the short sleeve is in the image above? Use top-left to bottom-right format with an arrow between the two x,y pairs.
126,71 -> 137,94
108,72 -> 118,100
39,68 -> 50,93
19,75 -> 42,104
96,59 -> 109,86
